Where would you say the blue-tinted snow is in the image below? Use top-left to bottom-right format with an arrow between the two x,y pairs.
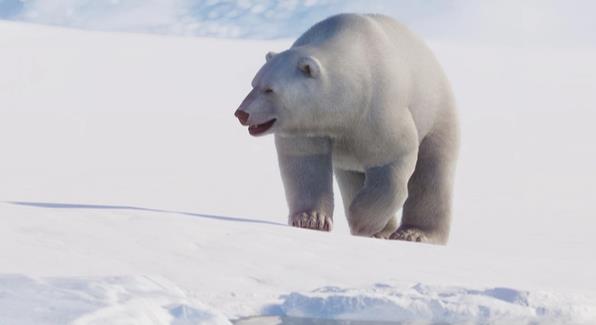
0,0 -> 595,46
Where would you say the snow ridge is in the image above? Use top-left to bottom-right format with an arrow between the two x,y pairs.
1,0 -> 359,38
0,275 -> 231,325
2,0 -> 595,45
280,283 -> 596,324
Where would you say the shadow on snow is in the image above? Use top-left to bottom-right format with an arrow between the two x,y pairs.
7,201 -> 286,227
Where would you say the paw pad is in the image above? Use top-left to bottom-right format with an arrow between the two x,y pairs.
390,227 -> 429,242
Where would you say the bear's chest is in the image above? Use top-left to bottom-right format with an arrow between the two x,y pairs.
331,138 -> 367,172
331,132 -> 401,172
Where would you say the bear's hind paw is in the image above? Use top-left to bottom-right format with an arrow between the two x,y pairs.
290,211 -> 332,232
390,227 -> 429,243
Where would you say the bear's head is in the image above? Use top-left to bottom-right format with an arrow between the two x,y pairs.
235,49 -> 342,137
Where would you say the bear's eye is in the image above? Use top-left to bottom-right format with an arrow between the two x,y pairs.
264,88 -> 274,94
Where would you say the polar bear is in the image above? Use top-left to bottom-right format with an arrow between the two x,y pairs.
234,13 -> 459,245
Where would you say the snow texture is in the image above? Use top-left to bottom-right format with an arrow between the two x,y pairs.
281,283 -> 596,324
0,0 -> 595,45
2,0 -> 370,38
0,275 -> 231,325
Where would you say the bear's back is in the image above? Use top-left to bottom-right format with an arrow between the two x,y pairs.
293,13 -> 421,53
366,14 -> 454,133
293,13 -> 374,47
293,13 -> 454,142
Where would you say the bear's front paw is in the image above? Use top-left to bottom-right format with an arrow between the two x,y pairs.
290,211 -> 332,232
390,227 -> 429,243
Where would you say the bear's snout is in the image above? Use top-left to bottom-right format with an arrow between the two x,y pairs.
234,109 -> 250,126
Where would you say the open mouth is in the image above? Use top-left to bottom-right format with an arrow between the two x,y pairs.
248,119 -> 276,136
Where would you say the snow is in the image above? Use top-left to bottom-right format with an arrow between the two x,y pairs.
0,0 -> 383,38
0,275 -> 231,325
281,284 -> 596,323
3,200 -> 596,324
1,0 -> 595,45
1,6 -> 596,324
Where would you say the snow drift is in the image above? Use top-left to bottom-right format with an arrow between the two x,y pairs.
0,275 -> 231,325
281,283 -> 596,324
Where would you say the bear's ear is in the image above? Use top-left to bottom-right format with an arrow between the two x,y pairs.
298,56 -> 321,78
265,51 -> 277,62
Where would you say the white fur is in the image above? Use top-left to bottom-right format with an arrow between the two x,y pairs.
237,14 -> 459,245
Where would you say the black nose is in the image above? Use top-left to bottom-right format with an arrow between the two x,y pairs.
235,109 -> 249,125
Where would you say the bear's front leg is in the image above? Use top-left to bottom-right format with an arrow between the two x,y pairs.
348,152 -> 417,237
275,135 -> 334,231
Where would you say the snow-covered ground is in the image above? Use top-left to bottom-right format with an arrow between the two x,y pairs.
1,9 -> 596,325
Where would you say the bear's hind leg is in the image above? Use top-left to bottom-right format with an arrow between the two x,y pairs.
392,120 -> 459,245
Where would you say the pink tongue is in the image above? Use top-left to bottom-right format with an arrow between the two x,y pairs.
249,119 -> 276,135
